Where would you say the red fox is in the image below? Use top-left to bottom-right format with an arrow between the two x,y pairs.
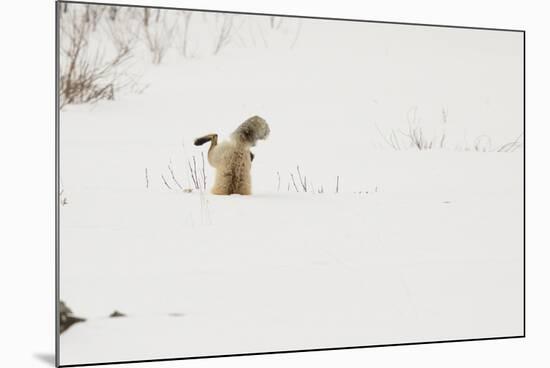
194,116 -> 270,195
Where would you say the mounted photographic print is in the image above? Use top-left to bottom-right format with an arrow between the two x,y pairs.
56,1 -> 525,366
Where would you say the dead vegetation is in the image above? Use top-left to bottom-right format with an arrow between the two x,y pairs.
284,165 -> 341,194
59,6 -> 139,108
149,153 -> 207,193
376,108 -> 523,153
142,10 -> 178,64
59,3 -> 304,107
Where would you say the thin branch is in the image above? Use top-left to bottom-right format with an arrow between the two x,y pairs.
375,123 -> 400,150
213,15 -> 233,55
200,152 -> 207,190
168,164 -> 183,189
296,165 -> 307,192
161,174 -> 172,189
497,133 -> 523,152
187,157 -> 199,190
289,173 -> 299,192
290,20 -> 302,49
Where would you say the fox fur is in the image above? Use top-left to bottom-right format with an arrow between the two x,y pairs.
194,115 -> 270,195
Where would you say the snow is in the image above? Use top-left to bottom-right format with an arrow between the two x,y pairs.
58,4 -> 523,365
60,188 -> 523,364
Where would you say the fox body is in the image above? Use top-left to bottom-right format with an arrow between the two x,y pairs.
194,116 -> 270,195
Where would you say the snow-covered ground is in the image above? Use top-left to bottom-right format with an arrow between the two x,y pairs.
58,4 -> 524,365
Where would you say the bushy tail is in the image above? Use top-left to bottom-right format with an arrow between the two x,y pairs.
194,133 -> 217,146
231,115 -> 270,146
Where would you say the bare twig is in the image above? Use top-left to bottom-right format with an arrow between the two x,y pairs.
179,12 -> 193,58
143,8 -> 149,26
59,189 -> 68,206
375,123 -> 400,150
160,174 -> 172,189
439,133 -> 446,149
187,156 -> 200,190
193,156 -> 198,187
213,14 -> 233,55
142,11 -> 177,64
290,20 -> 302,49
296,165 -> 307,192
200,152 -> 207,190
60,7 -> 136,107
497,133 -> 523,153
289,173 -> 299,192
168,164 -> 183,189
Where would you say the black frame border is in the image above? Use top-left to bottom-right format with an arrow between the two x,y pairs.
55,1 -> 526,366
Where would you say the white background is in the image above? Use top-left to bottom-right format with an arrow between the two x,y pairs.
0,0 -> 547,367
